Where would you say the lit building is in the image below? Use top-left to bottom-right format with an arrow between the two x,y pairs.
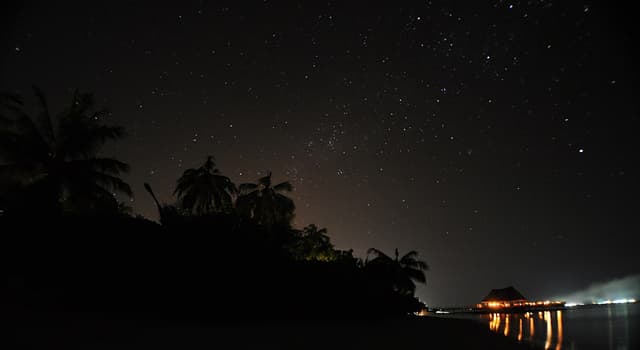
479,286 -> 528,309
477,286 -> 565,310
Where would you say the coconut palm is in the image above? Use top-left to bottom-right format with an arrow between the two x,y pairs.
0,87 -> 131,214
236,172 -> 294,227
144,182 -> 183,225
294,224 -> 336,261
366,248 -> 428,296
173,156 -> 236,215
0,92 -> 22,126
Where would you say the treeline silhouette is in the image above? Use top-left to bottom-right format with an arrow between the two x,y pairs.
1,88 -> 428,321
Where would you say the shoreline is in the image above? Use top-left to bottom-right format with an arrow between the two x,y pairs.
8,307 -> 529,349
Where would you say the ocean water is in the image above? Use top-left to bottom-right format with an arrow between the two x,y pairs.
466,303 -> 639,350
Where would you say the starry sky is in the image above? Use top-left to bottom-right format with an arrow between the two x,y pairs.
2,1 -> 639,306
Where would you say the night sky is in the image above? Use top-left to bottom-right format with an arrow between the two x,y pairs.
2,1 -> 639,306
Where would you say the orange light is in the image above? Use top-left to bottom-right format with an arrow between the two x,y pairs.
556,310 -> 563,350
504,315 -> 510,336
544,311 -> 552,350
529,317 -> 535,339
517,318 -> 523,341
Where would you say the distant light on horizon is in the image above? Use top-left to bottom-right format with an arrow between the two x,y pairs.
596,298 -> 637,305
556,274 -> 640,307
566,298 -> 637,307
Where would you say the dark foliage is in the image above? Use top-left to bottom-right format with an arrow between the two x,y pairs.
236,172 -> 295,228
1,89 -> 427,322
1,213 -> 423,321
0,87 -> 131,216
174,156 -> 236,215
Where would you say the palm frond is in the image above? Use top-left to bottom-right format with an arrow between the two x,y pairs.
227,180 -> 238,195
0,92 -> 23,126
90,172 -> 133,197
73,157 -> 130,175
366,248 -> 391,261
172,156 -> 235,214
238,183 -> 258,194
0,92 -> 23,106
1,88 -> 132,214
273,181 -> 293,192
57,116 -> 125,157
203,155 -> 216,171
7,114 -> 50,162
405,268 -> 427,284
400,251 -> 428,271
400,250 -> 419,261
0,130 -> 22,162
257,172 -> 272,187
235,192 -> 256,218
32,85 -> 55,145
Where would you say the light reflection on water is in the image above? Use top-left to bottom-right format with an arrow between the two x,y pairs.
477,303 -> 639,350
486,310 -> 564,349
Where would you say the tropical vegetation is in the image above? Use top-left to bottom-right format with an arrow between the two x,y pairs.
0,87 -> 131,215
0,88 -> 429,319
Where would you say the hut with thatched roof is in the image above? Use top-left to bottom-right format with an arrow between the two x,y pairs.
479,286 -> 528,308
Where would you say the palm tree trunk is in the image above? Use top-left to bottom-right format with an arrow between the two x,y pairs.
144,183 -> 162,213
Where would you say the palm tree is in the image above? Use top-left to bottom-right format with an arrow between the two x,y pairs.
294,224 -> 336,261
366,248 -> 428,296
173,156 -> 236,215
0,92 -> 22,125
144,182 -> 183,225
0,92 -> 24,202
0,87 -> 132,214
236,172 -> 295,227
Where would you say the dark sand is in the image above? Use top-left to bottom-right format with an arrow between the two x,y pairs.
8,307 -> 529,349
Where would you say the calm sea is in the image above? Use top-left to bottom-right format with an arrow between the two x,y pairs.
453,303 -> 639,350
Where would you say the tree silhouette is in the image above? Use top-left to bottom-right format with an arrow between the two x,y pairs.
0,92 -> 22,126
236,172 -> 295,227
144,182 -> 183,225
0,92 -> 24,206
366,248 -> 428,296
173,156 -> 236,215
144,182 -> 163,215
294,224 -> 337,261
0,87 -> 131,214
